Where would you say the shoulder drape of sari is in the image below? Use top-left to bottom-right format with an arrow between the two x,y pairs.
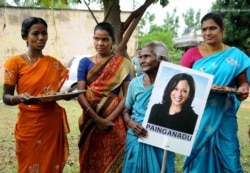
78,54 -> 132,173
4,55 -> 69,173
122,85 -> 175,173
183,47 -> 250,173
4,55 -> 69,95
86,54 -> 131,97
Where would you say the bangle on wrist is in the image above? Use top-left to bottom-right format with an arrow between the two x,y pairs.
106,117 -> 112,122
85,106 -> 92,114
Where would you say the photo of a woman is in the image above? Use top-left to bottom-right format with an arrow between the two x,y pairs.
148,73 -> 198,134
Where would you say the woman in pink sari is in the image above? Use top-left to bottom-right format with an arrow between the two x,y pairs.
181,12 -> 250,173
2,17 -> 69,173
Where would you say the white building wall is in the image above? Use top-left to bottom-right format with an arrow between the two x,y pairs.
0,7 -> 138,83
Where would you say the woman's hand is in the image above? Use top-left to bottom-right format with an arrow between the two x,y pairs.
235,71 -> 249,101
128,120 -> 147,138
23,97 -> 40,105
96,118 -> 115,131
3,84 -> 39,105
236,84 -> 249,101
12,93 -> 40,105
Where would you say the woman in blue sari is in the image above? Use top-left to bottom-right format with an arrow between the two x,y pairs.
122,41 -> 175,173
181,12 -> 250,173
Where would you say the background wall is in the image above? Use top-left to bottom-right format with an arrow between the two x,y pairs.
0,7 -> 138,83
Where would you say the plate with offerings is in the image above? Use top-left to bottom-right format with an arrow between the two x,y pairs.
30,90 -> 86,102
211,85 -> 238,93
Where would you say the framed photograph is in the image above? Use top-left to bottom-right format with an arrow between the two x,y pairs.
139,61 -> 214,156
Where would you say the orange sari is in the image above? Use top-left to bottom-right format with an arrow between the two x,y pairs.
78,54 -> 132,173
4,55 -> 69,173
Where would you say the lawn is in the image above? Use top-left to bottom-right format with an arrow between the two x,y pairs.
0,84 -> 249,172
0,98 -> 81,173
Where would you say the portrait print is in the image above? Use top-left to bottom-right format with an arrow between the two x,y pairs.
147,73 -> 198,135
139,61 -> 214,156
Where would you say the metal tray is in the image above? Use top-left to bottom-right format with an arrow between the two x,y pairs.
211,85 -> 238,93
31,90 -> 86,102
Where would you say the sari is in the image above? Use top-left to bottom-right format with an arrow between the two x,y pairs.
78,54 -> 132,173
182,47 -> 250,173
4,55 -> 69,173
122,75 -> 175,173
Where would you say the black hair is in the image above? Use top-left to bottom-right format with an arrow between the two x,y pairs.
21,17 -> 47,39
94,22 -> 115,41
162,73 -> 196,110
201,12 -> 224,29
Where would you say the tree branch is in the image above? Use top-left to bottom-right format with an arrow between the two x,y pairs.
115,0 -> 155,55
83,0 -> 98,24
123,0 -> 155,29
103,0 -> 116,21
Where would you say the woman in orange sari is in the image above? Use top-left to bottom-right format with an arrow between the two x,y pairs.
77,22 -> 133,173
2,17 -> 69,173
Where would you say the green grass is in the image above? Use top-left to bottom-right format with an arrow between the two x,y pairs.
0,99 -> 81,173
0,85 -> 249,172
237,102 -> 250,172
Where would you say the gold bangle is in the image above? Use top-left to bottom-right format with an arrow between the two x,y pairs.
106,116 -> 112,122
85,106 -> 92,114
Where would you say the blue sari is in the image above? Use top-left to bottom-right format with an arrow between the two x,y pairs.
122,75 -> 175,173
183,47 -> 250,173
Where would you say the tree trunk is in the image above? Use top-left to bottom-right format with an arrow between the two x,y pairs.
103,0 -> 155,57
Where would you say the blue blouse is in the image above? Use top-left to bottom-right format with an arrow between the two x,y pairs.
77,57 -> 131,95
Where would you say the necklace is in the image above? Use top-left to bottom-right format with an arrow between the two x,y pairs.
143,75 -> 154,88
143,76 -> 149,84
26,53 -> 32,62
203,43 -> 224,57
25,53 -> 42,64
